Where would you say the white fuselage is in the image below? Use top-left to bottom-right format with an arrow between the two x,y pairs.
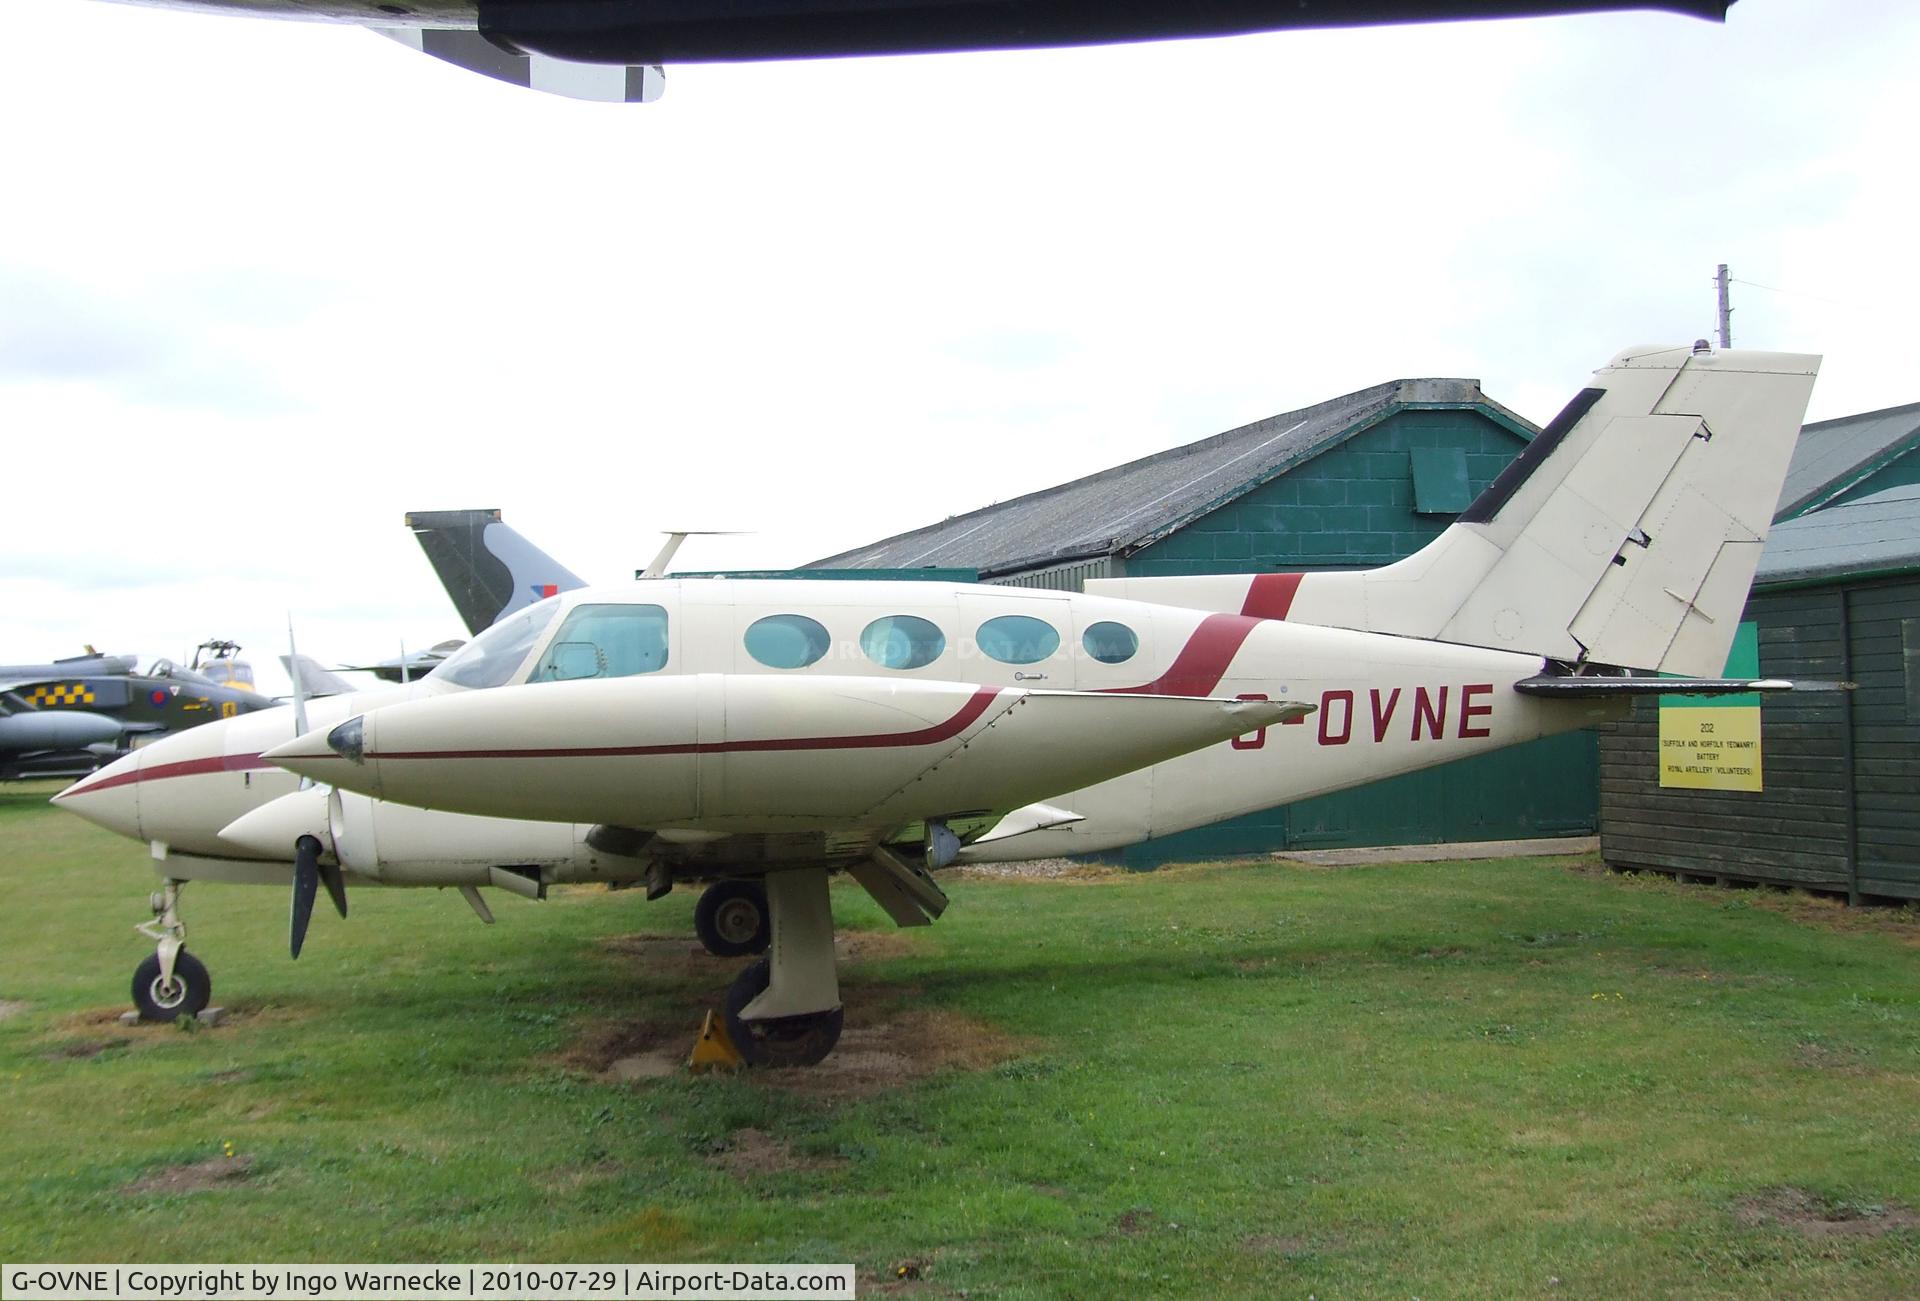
55,579 -> 1619,883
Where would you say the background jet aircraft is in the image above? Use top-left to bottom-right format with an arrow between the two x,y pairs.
93,1 -> 1732,103
54,346 -> 1817,1070
2,641 -> 275,780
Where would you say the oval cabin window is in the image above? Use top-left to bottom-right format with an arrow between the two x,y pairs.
859,615 -> 946,670
744,613 -> 832,669
1081,621 -> 1140,665
975,615 -> 1061,665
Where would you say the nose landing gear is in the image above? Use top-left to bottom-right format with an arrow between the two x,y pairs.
132,880 -> 211,1021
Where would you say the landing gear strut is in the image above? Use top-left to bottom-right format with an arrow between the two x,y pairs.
694,879 -> 770,957
132,880 -> 211,1022
721,869 -> 842,1067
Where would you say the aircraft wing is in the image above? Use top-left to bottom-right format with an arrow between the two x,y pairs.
376,28 -> 662,104
114,2 -> 1732,102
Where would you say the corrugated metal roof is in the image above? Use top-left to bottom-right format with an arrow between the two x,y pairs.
810,377 -> 1514,577
1775,400 -> 1920,519
1757,483 -> 1920,587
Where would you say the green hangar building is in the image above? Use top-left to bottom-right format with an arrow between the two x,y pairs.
810,375 -> 1602,864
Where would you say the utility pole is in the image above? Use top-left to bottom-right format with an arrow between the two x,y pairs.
1715,263 -> 1732,349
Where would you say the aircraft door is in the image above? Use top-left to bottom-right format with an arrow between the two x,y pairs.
957,592 -> 1074,689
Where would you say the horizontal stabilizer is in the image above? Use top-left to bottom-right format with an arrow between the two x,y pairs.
1512,675 -> 1794,697
279,654 -> 356,698
968,802 -> 1086,847
377,28 -> 663,103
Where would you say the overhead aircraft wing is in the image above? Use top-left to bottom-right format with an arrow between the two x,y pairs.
108,1 -> 1732,101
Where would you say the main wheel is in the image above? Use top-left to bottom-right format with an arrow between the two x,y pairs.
723,958 -> 843,1068
695,880 -> 770,957
132,950 -> 211,1022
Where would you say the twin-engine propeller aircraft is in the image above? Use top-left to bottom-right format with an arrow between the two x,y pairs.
95,1 -> 1731,103
55,345 -> 1817,1065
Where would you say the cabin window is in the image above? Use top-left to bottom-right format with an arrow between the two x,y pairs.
976,615 -> 1061,665
860,615 -> 946,670
527,603 -> 670,681
745,614 -> 832,669
1082,621 -> 1139,664
433,597 -> 561,689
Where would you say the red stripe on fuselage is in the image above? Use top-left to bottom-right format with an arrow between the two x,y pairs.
364,686 -> 1009,763
1240,572 -> 1304,620
1100,612 -> 1263,697
62,751 -> 269,796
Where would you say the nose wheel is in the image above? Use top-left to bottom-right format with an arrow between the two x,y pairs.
694,879 -> 771,957
133,950 -> 211,1022
132,879 -> 211,1022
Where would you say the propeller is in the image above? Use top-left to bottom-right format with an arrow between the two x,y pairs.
285,619 -> 347,960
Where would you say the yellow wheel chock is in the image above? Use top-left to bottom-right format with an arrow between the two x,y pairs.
688,1008 -> 746,1072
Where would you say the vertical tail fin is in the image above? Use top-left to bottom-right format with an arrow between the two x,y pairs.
1369,345 -> 1819,673
1095,345 -> 1821,677
404,509 -> 587,636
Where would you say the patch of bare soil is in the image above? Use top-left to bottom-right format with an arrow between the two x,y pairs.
558,983 -> 1035,1099
767,1005 -> 1035,1101
1113,1207 -> 1156,1237
121,1155 -> 255,1197
0,999 -> 28,1021
45,1037 -> 132,1060
1792,1040 -> 1871,1075
1733,1187 -> 1919,1237
706,1128 -> 846,1179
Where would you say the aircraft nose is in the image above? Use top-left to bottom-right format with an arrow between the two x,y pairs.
51,748 -> 142,840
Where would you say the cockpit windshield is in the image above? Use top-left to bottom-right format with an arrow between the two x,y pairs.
429,597 -> 562,690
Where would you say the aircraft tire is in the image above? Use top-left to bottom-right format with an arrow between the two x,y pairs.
132,950 -> 211,1023
695,880 -> 771,957
723,958 -> 843,1068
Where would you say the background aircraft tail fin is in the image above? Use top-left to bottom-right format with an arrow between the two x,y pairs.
405,509 -> 587,636
1094,345 -> 1821,677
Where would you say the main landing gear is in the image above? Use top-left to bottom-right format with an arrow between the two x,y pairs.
693,879 -> 770,957
132,879 -> 211,1021
719,869 -> 842,1067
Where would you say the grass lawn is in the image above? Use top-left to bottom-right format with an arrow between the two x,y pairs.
2,779 -> 1918,1297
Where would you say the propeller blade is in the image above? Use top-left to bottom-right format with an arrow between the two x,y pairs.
319,860 -> 349,920
290,834 -> 321,959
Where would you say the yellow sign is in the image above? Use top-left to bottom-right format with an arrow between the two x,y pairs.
1658,706 -> 1762,791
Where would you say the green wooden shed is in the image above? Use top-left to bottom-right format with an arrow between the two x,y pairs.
1598,481 -> 1920,901
810,375 -> 1601,862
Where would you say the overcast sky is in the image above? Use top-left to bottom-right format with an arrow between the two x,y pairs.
2,0 -> 1915,694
